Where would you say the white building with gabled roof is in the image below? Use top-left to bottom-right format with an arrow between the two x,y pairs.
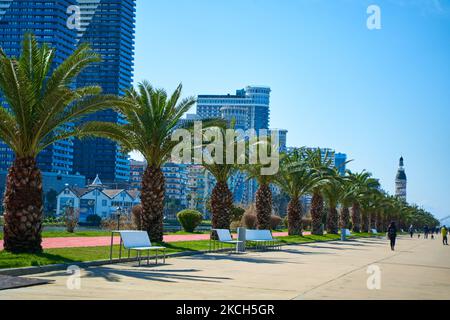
56,174 -> 141,222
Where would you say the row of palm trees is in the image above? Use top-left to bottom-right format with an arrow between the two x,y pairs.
0,35 -> 438,253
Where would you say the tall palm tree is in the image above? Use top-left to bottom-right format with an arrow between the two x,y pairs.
338,177 -> 354,230
347,170 -> 380,233
87,81 -> 196,241
305,148 -> 334,235
274,148 -> 320,235
243,165 -> 274,230
322,169 -> 344,234
242,138 -> 278,230
0,34 -> 123,253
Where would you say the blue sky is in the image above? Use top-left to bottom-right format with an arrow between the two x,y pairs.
132,0 -> 450,220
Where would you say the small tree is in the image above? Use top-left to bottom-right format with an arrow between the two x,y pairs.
64,207 -> 79,233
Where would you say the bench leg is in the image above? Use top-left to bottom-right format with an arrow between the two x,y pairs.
163,249 -> 166,264
138,251 -> 141,267
147,250 -> 150,265
156,250 -> 158,264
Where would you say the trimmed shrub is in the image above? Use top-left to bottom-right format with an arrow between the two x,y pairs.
241,213 -> 257,229
177,210 -> 203,233
270,215 -> 283,230
64,207 -> 79,233
0,215 -> 4,226
231,206 -> 245,222
86,214 -> 102,226
132,205 -> 143,230
101,214 -> 135,231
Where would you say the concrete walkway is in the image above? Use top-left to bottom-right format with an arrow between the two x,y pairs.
0,232 -> 290,250
1,236 -> 449,300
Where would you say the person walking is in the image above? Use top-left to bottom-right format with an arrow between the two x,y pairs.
387,222 -> 398,251
409,225 -> 414,238
424,225 -> 429,239
441,226 -> 448,246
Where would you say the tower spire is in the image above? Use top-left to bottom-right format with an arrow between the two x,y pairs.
395,156 -> 407,201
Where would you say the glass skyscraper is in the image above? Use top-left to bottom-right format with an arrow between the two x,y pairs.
0,0 -> 78,174
0,0 -> 135,182
73,0 -> 135,184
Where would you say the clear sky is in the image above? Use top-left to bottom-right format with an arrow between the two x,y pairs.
131,0 -> 450,220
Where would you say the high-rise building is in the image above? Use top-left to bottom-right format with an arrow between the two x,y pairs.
395,157 -> 407,201
129,159 -> 146,190
335,153 -> 348,176
197,86 -> 271,132
73,0 -> 136,184
0,0 -> 78,173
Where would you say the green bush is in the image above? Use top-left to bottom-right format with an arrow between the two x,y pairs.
231,206 -> 245,222
177,210 -> 203,233
0,215 -> 4,226
86,214 -> 102,226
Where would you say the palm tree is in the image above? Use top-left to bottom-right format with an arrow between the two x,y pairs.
242,139 -> 278,230
274,148 -> 320,235
322,169 -> 344,234
347,170 -> 380,233
87,81 -> 196,241
201,125 -> 238,232
305,148 -> 334,235
0,34 -> 123,253
338,177 -> 354,230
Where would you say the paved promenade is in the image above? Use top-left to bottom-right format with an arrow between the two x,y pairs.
1,236 -> 449,300
0,232 -> 290,250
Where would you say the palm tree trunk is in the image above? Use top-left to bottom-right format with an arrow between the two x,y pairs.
211,181 -> 233,231
362,211 -> 370,232
256,183 -> 272,230
339,207 -> 350,229
141,165 -> 165,242
287,197 -> 301,236
311,192 -> 324,235
326,206 -> 339,234
351,202 -> 361,233
370,212 -> 377,231
3,157 -> 43,253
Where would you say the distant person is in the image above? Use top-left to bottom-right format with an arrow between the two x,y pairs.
424,225 -> 429,239
409,225 -> 414,238
441,226 -> 448,246
387,222 -> 398,251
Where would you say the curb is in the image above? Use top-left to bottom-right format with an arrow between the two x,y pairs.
0,235 -> 383,277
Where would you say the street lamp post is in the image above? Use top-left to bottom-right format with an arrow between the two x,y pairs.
116,207 -> 122,231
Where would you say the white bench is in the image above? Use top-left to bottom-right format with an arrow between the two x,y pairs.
246,230 -> 282,250
119,231 -> 166,266
211,229 -> 243,253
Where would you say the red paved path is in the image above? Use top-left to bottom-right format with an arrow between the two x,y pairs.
0,232 -> 294,250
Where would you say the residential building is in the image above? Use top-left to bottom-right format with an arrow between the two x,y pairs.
197,86 -> 271,132
73,0 -> 136,184
162,163 -> 190,208
0,171 -> 86,214
56,174 -> 140,221
130,159 -> 146,190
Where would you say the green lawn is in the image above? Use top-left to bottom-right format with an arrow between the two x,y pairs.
0,233 -> 382,270
0,229 -> 212,240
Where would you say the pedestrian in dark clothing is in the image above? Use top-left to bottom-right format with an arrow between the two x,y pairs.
388,222 -> 398,251
424,226 -> 429,239
442,226 -> 448,246
409,225 -> 414,238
